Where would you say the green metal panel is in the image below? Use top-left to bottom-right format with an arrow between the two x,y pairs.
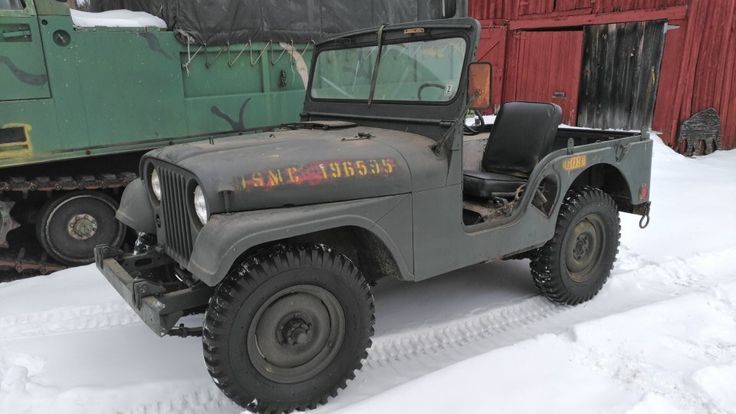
0,0 -> 50,101
0,0 -> 311,168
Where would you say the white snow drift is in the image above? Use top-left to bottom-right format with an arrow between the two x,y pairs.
70,9 -> 167,29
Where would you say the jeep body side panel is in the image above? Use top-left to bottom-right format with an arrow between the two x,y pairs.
412,134 -> 651,281
188,194 -> 414,286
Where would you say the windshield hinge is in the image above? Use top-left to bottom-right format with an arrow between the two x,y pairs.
367,25 -> 386,107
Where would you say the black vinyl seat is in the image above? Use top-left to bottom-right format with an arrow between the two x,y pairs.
463,102 -> 562,199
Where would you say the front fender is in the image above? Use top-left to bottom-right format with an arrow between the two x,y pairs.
188,194 -> 413,286
116,178 -> 156,234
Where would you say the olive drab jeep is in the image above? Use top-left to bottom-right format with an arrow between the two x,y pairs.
95,18 -> 653,413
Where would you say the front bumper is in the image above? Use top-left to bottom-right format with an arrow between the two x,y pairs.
94,245 -> 213,336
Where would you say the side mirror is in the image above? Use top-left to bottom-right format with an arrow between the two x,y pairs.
468,62 -> 492,110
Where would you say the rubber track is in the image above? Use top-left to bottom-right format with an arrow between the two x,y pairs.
0,172 -> 136,193
0,172 -> 138,275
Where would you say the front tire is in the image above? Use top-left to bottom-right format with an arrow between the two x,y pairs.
531,187 -> 620,305
203,244 -> 375,413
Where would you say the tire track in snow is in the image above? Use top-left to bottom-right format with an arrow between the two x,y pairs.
363,244 -> 728,369
326,246 -> 736,412
0,302 -> 140,340
119,386 -> 240,414
365,295 -> 559,368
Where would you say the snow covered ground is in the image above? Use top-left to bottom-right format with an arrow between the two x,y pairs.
1,135 -> 735,414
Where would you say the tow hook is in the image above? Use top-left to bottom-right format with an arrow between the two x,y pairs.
636,202 -> 651,229
169,324 -> 203,338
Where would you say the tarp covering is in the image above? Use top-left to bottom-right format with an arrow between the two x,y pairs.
90,0 -> 456,45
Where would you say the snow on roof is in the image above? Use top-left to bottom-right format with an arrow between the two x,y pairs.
70,9 -> 167,29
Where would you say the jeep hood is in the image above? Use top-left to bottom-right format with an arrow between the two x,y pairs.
144,126 -> 428,213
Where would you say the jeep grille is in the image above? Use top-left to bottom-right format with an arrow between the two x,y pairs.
159,166 -> 194,264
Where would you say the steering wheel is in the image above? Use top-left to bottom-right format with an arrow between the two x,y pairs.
417,83 -> 447,101
463,110 -> 485,135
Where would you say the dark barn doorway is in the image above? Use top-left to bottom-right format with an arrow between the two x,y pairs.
577,20 -> 666,130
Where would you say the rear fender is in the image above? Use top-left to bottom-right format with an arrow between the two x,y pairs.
187,194 -> 413,286
538,137 -> 653,218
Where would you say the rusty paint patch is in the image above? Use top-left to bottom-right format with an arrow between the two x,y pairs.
562,154 -> 587,171
0,123 -> 32,160
404,28 -> 425,34
239,158 -> 396,191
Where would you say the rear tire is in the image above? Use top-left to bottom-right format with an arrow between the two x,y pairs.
36,191 -> 125,265
203,244 -> 374,413
530,186 -> 620,305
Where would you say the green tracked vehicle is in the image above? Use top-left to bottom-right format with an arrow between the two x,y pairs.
0,0 -> 458,272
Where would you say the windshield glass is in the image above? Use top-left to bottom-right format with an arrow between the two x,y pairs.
310,37 -> 467,103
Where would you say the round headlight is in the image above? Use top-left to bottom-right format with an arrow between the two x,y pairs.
193,185 -> 208,224
150,168 -> 162,201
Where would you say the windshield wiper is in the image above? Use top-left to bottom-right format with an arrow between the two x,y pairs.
367,25 -> 386,107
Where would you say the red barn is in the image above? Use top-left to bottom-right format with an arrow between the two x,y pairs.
468,0 -> 736,152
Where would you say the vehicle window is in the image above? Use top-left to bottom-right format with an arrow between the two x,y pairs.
0,0 -> 25,10
373,38 -> 466,102
310,37 -> 467,103
310,46 -> 378,100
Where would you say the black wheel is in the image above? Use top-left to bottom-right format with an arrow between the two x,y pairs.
530,187 -> 620,305
203,244 -> 375,413
36,191 -> 125,265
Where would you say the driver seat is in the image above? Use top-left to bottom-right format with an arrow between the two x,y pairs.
463,102 -> 562,199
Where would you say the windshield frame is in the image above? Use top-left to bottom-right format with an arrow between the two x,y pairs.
307,31 -> 472,107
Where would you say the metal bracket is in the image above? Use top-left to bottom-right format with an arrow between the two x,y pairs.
169,324 -> 203,338
0,200 -> 20,249
615,143 -> 629,162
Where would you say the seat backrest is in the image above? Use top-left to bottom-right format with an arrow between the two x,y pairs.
481,102 -> 562,177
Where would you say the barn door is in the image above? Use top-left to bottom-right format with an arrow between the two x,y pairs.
505,30 -> 584,125
577,21 -> 666,130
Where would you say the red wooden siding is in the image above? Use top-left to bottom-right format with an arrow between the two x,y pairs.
468,0 -> 687,20
469,0 -> 736,150
504,31 -> 584,125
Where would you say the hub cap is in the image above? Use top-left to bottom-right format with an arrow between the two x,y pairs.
247,284 -> 345,384
66,213 -> 98,241
566,213 -> 606,282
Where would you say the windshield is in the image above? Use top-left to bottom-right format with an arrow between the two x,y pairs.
310,37 -> 467,103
